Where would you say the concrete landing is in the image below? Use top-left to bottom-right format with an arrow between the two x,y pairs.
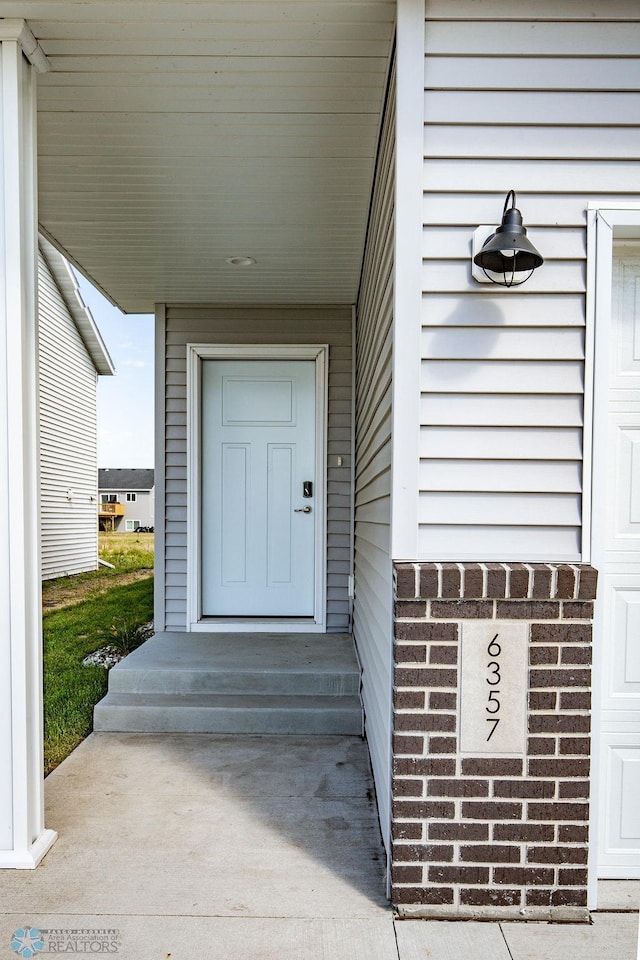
94,632 -> 362,734
0,734 -> 638,960
396,916 -> 639,960
598,880 -> 640,911
0,733 -> 391,959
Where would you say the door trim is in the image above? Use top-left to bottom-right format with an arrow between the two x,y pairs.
186,343 -> 329,632
586,203 -> 640,907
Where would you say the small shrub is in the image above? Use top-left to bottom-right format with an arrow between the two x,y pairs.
100,617 -> 154,657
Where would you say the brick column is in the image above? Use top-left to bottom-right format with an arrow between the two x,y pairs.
392,562 -> 597,921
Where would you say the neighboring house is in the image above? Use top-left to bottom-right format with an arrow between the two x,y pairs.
38,237 -> 115,579
2,0 -> 640,923
98,469 -> 155,532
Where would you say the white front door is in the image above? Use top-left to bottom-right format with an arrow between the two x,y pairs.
596,248 -> 640,878
201,359 -> 317,617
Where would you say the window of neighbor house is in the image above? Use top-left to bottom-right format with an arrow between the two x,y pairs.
126,492 -> 137,502
125,520 -> 140,532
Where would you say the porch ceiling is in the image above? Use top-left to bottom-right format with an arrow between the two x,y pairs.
7,1 -> 396,313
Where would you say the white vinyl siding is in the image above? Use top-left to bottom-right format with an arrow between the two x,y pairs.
354,56 -> 395,853
419,1 -> 640,562
38,251 -> 99,579
161,306 -> 352,631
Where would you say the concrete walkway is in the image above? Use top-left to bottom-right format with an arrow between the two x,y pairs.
0,733 -> 638,960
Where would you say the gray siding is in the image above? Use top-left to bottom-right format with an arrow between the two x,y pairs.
38,251 -> 99,579
121,490 -> 154,529
162,305 -> 352,630
354,57 -> 395,853
420,0 -> 640,561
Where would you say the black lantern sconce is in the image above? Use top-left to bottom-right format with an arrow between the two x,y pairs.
472,190 -> 543,287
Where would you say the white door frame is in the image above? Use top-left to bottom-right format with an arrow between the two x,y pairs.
586,203 -> 640,908
186,343 -> 329,632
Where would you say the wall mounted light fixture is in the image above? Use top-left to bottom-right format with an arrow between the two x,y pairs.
472,190 -> 543,287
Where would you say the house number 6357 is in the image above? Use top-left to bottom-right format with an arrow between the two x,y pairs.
485,634 -> 501,741
460,620 -> 527,756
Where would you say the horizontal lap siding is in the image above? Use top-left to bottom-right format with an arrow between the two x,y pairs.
163,306 -> 353,630
124,490 -> 154,528
420,2 -> 640,562
354,57 -> 395,853
38,253 -> 99,579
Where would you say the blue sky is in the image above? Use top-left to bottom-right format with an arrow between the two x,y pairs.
75,274 -> 155,469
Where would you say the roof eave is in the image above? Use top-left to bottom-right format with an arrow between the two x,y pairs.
39,235 -> 116,377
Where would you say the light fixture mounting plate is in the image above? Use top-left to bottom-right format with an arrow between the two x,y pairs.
471,225 -> 499,283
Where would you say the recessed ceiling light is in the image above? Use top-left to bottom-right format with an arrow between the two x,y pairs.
225,256 -> 256,266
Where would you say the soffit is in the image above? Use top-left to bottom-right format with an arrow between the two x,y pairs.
4,1 -> 395,312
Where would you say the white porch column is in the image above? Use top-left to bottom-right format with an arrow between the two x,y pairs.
0,19 -> 56,868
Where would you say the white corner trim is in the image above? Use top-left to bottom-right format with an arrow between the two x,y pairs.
154,304 -> 167,632
349,305 -> 357,625
186,343 -> 329,632
581,210 -> 599,565
392,0 -> 424,562
0,19 -> 50,73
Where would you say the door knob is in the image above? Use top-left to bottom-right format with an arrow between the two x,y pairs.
294,505 -> 312,514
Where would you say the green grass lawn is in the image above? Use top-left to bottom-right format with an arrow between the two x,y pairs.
43,534 -> 155,774
99,530 -> 154,572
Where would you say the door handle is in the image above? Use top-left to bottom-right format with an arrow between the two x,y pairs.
294,505 -> 312,514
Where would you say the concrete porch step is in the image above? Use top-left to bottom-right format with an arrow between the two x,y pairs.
93,692 -> 363,735
93,631 -> 363,735
109,667 -> 359,696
